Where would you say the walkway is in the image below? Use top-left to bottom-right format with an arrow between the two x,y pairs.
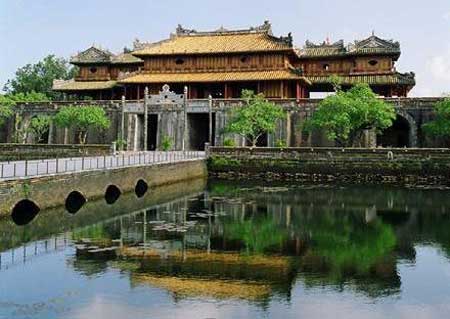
0,151 -> 205,182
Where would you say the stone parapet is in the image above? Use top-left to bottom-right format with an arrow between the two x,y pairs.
207,147 -> 450,185
0,144 -> 112,161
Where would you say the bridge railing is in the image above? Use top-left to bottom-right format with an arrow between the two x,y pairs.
0,151 -> 205,181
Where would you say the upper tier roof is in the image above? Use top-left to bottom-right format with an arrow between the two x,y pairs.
132,21 -> 294,56
298,34 -> 401,60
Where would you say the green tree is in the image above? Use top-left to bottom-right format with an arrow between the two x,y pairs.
29,115 -> 52,143
3,55 -> 77,100
329,75 -> 343,92
422,98 -> 450,144
306,84 -> 396,147
0,95 -> 15,127
54,106 -> 110,144
224,90 -> 285,147
1,92 -> 51,143
8,92 -> 50,103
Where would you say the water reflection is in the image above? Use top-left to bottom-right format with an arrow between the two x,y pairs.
64,181 -> 450,302
2,180 -> 450,318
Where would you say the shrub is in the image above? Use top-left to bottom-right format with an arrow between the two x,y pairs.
161,135 -> 172,151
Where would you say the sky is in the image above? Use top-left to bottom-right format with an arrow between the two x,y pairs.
1,0 -> 449,96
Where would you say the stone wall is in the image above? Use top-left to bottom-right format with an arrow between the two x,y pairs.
0,144 -> 111,161
207,147 -> 450,185
2,97 -> 443,150
0,159 -> 207,217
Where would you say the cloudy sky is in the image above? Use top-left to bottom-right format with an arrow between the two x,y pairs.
1,0 -> 449,96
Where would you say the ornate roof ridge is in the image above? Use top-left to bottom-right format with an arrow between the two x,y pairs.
298,33 -> 401,58
172,20 -> 274,37
304,39 -> 345,49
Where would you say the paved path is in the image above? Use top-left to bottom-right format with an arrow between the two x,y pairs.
0,151 -> 205,182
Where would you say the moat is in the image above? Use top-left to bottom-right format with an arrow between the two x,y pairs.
1,179 -> 450,319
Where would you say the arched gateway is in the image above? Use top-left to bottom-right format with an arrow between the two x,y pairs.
377,110 -> 417,148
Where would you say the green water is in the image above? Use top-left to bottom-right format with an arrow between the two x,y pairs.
1,179 -> 450,318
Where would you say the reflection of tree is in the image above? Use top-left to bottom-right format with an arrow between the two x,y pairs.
292,210 -> 400,297
71,223 -> 119,243
297,212 -> 396,277
224,217 -> 289,254
209,180 -> 404,297
396,210 -> 450,260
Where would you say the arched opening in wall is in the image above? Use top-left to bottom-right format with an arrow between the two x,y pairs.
135,179 -> 149,198
377,115 -> 411,147
65,191 -> 87,214
0,121 -> 8,143
11,199 -> 40,226
147,114 -> 158,151
105,185 -> 121,205
188,113 -> 216,150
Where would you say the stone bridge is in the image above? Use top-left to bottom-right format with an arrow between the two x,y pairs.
0,154 -> 207,220
1,97 -> 442,150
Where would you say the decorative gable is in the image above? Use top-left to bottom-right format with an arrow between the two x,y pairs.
71,46 -> 113,65
349,35 -> 400,55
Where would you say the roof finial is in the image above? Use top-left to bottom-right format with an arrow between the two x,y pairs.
372,30 -> 375,36
326,35 -> 330,45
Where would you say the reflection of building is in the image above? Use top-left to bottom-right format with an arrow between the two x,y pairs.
121,249 -> 295,302
53,21 -> 415,99
68,187 -> 410,301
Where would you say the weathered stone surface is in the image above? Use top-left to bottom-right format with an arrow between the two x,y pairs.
207,147 -> 450,185
0,144 -> 111,161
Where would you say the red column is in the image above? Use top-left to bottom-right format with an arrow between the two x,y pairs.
224,83 -> 229,99
296,81 -> 301,100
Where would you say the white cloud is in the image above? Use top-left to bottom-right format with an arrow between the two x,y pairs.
427,49 -> 450,82
444,12 -> 450,21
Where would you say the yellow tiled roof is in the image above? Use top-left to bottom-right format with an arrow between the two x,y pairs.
111,53 -> 143,64
133,33 -> 292,56
119,70 -> 309,84
131,273 -> 271,301
307,73 -> 415,86
52,80 -> 117,91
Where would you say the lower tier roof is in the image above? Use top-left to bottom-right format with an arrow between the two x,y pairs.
307,73 -> 415,86
53,80 -> 117,91
118,70 -> 310,84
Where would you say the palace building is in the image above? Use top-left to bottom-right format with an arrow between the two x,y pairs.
53,21 -> 415,99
